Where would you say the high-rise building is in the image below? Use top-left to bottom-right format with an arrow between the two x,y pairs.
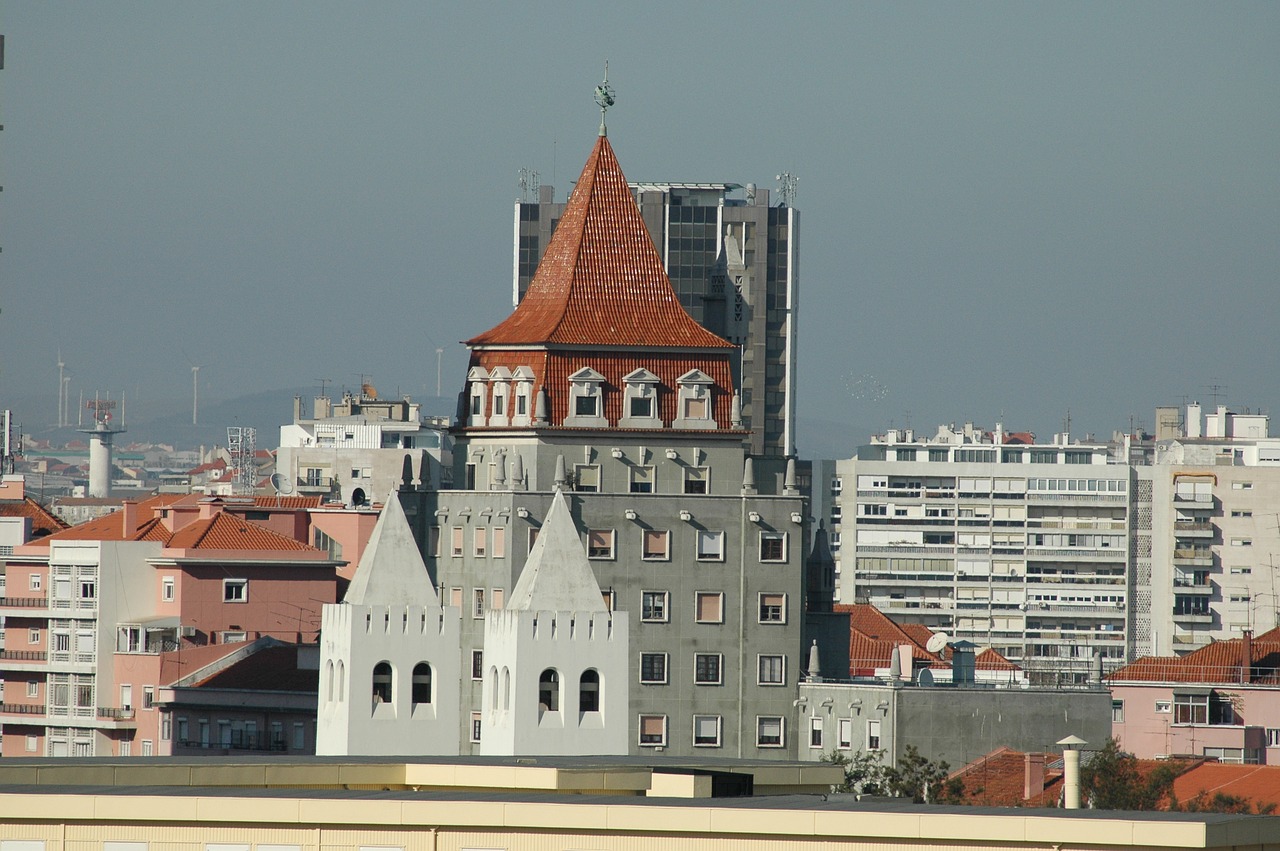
515,179 -> 799,462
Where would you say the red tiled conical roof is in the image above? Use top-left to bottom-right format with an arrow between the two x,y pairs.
467,135 -> 733,350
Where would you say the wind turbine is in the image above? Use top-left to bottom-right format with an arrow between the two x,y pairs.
192,366 -> 201,426
56,350 -> 66,427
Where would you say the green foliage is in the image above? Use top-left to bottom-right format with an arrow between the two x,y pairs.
1080,738 -> 1178,811
822,748 -> 888,795
1177,790 -> 1277,816
823,746 -> 961,803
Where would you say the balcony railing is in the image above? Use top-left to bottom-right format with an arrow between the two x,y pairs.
0,597 -> 49,608
0,702 -> 46,716
0,650 -> 47,661
96,707 -> 136,721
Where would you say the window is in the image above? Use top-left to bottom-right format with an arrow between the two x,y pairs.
450,526 -> 464,557
693,714 -> 721,747
1174,692 -> 1208,724
470,712 -> 482,743
141,739 -> 153,757
642,530 -> 670,560
161,714 -> 171,740
28,628 -> 40,645
1267,729 -> 1280,748
471,650 -> 484,680
222,631 -> 247,644
684,467 -> 708,495
27,680 -> 38,698
474,527 -> 487,557
293,722 -> 305,749
1233,482 -> 1253,490
472,588 -> 485,618
579,669 -> 600,712
29,574 -> 41,591
760,532 -> 787,562
587,529 -> 615,559
695,592 -> 724,624
372,661 -> 393,706
757,716 -> 784,748
538,669 -> 560,712
639,714 -> 668,746
1155,699 -> 1172,714
630,466 -> 654,494
867,719 -> 882,750
640,653 -> 668,684
412,663 -> 432,705
1232,538 -> 1253,547
1231,510 -> 1253,518
491,588 -> 505,609
683,397 -> 708,419
838,718 -> 852,749
575,394 -> 599,417
450,587 -> 463,609
223,579 -> 247,603
491,527 -> 506,559
25,735 -> 37,752
694,653 -> 723,685
758,654 -> 785,685
629,396 -> 653,418
162,577 -> 175,602
1112,700 -> 1124,723
758,593 -> 786,624
696,529 -> 724,561
574,464 -> 600,493
143,687 -> 154,710
810,717 -> 824,749
641,591 -> 669,623
600,589 -> 615,610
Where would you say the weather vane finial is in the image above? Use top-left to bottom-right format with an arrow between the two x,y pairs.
594,61 -> 615,137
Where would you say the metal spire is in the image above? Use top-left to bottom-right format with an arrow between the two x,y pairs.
594,61 -> 615,137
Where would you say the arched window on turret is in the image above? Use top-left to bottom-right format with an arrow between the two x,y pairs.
538,668 -> 560,713
502,667 -> 511,710
579,669 -> 600,713
411,663 -> 432,705
325,660 -> 334,703
337,661 -> 345,701
372,661 -> 393,706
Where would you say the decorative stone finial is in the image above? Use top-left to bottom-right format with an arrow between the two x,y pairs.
594,61 -> 615,137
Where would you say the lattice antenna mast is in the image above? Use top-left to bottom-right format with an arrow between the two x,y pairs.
776,172 -> 798,208
227,426 -> 258,494
518,168 -> 540,202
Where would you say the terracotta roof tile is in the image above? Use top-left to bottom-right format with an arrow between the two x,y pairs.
950,747 -> 1063,807
31,494 -> 181,547
165,512 -> 319,553
0,496 -> 69,536
1109,639 -> 1280,684
1174,763 -> 1280,811
467,135 -> 733,351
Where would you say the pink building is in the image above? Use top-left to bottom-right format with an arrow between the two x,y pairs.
0,494 -> 341,757
1108,628 -> 1280,764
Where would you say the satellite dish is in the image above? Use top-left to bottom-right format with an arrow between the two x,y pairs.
926,632 -> 950,654
269,472 -> 293,495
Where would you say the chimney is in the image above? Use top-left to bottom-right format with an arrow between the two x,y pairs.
199,499 -> 219,520
1024,752 -> 1046,801
1242,629 -> 1253,684
121,500 -> 138,536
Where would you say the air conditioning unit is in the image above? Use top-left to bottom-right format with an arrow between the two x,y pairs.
179,626 -> 197,638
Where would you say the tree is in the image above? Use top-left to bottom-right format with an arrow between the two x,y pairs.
1079,738 -> 1179,811
1177,790 -> 1277,816
883,745 -> 963,804
822,748 -> 888,795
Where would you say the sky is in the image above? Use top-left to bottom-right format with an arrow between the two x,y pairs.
1,2 -> 1277,456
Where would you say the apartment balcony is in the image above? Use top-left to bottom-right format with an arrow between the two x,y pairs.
41,706 -> 137,730
1026,548 -> 1126,563
1173,611 -> 1213,625
1174,492 -> 1214,506
1174,520 -> 1214,537
1027,493 -> 1128,504
0,702 -> 47,720
1026,575 -> 1126,587
1173,548 -> 1213,565
1173,579 -> 1214,593
0,649 -> 48,671
0,596 -> 53,617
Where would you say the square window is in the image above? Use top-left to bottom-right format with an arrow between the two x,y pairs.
693,714 -> 722,747
641,590 -> 669,623
470,712 -> 482,743
695,653 -> 723,685
574,464 -> 600,493
630,466 -> 654,494
684,397 -> 708,419
810,717 -> 824,749
575,394 -> 599,417
28,628 -> 40,645
588,529 -> 615,559
474,527 -> 487,558
471,649 -> 484,680
451,526 -> 464,557
760,532 -> 787,562
492,527 -> 506,558
695,592 -> 724,624
758,654 -> 786,685
759,593 -> 787,624
1155,699 -> 1172,714
757,716 -> 784,748
29,574 -> 41,591
684,467 -> 708,495
629,396 -> 653,418
642,530 -> 670,560
696,530 -> 724,561
639,714 -> 668,746
223,579 -> 247,603
640,652 -> 668,684
472,589 -> 486,618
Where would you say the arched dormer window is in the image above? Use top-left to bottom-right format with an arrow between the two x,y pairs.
511,366 -> 536,426
564,367 -> 608,428
488,367 -> 512,427
372,661 -> 393,706
411,663 -> 432,705
579,669 -> 600,713
620,368 -> 662,429
538,668 -> 560,713
673,369 -> 716,431
467,367 -> 490,427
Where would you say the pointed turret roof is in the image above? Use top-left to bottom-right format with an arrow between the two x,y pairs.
507,489 -> 608,612
467,135 -> 733,350
343,493 -> 439,607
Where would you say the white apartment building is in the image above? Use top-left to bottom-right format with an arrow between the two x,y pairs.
831,423 -> 1131,681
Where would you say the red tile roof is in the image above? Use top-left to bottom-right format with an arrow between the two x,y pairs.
29,494 -> 182,547
1174,763 -> 1280,811
0,496 -> 70,537
165,512 -> 319,553
950,747 -> 1063,807
193,645 -> 318,692
1109,638 -> 1280,685
466,135 -> 733,350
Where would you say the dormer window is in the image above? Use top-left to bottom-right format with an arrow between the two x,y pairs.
488,367 -> 512,427
673,369 -> 716,431
620,368 -> 662,429
564,367 -> 608,428
511,366 -> 535,425
466,367 -> 490,427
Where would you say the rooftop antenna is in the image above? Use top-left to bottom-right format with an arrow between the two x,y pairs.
191,366 -> 200,426
1207,380 -> 1228,408
518,168 -> 540,203
776,171 -> 798,207
594,61 -> 615,137
316,377 -> 332,398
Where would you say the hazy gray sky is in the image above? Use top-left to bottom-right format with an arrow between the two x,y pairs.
2,2 -> 1277,453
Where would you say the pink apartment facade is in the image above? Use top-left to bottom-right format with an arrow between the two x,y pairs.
0,494 -> 342,757
1109,628 -> 1280,764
